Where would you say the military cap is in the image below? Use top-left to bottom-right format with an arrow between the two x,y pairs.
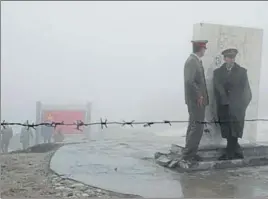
222,48 -> 238,58
191,40 -> 208,49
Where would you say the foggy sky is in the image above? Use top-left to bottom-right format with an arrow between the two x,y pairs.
1,1 -> 268,125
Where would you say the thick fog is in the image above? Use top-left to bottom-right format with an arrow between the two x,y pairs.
1,1 -> 268,128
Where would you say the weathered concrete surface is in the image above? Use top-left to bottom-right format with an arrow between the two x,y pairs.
49,138 -> 268,197
155,143 -> 268,172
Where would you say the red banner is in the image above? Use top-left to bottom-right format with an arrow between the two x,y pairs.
42,110 -> 86,134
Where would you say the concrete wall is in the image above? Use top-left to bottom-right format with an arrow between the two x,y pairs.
193,23 -> 263,145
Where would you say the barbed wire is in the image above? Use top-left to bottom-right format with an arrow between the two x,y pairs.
1,118 -> 268,131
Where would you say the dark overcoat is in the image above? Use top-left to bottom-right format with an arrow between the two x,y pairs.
213,63 -> 252,138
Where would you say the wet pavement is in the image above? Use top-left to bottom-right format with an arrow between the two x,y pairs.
50,128 -> 268,198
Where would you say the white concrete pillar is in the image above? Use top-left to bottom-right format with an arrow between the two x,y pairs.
193,23 -> 263,145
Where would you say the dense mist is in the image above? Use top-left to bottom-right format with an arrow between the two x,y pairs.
1,1 -> 267,130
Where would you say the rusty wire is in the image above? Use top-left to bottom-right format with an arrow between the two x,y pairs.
1,118 -> 268,131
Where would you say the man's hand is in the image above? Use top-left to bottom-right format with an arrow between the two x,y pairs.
197,96 -> 204,107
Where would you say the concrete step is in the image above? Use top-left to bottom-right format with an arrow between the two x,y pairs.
170,143 -> 268,159
155,143 -> 268,172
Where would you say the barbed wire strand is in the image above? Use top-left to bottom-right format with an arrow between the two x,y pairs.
1,118 -> 268,131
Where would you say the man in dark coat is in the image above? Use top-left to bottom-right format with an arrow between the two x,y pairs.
213,48 -> 252,160
181,40 -> 209,165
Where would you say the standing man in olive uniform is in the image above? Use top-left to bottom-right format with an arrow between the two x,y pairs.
1,126 -> 13,153
41,121 -> 54,143
182,40 -> 209,164
213,48 -> 252,160
20,122 -> 34,150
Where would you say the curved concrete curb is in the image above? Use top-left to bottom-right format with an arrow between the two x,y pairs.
48,143 -> 142,198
